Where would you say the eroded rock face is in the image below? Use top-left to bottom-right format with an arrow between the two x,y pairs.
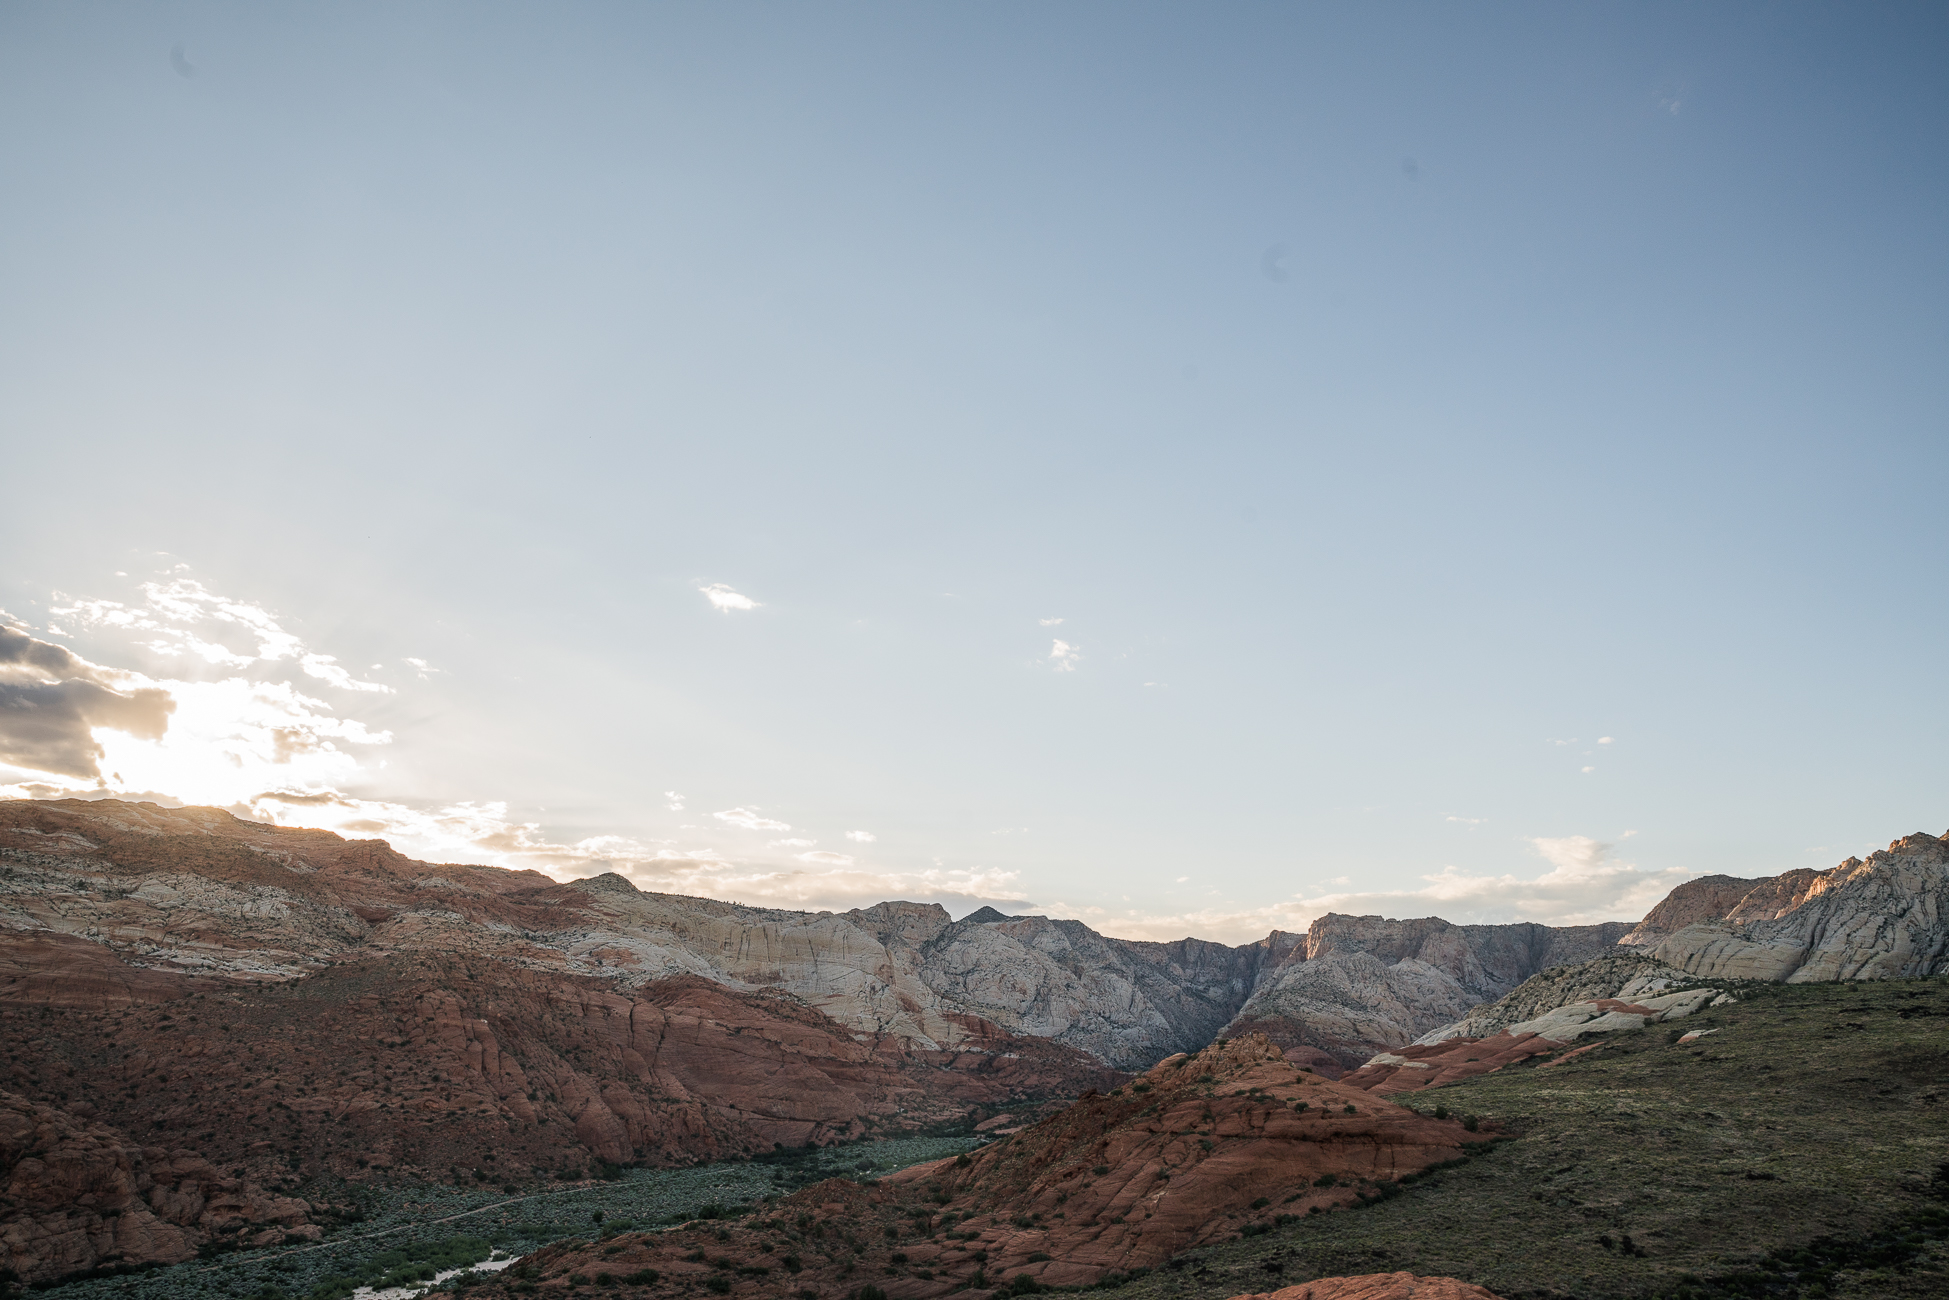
1228,1275 -> 1505,1300
1216,916 -> 1633,1069
1408,952 -> 1696,1044
0,955 -> 1121,1203
1,800 -> 1635,1079
0,1090 -> 311,1286
1646,832 -> 1949,982
486,1035 -> 1478,1299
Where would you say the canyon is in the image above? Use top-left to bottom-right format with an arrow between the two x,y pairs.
4,797 -> 1947,1291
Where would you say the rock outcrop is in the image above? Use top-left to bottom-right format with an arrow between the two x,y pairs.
1215,916 -> 1632,1069
0,952 -> 1120,1202
1642,832 -> 1949,982
482,1034 -> 1479,1299
0,799 -> 1644,1079
0,1089 -> 314,1286
1408,952 -> 1694,1043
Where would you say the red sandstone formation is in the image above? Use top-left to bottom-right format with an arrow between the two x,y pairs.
485,1034 -> 1480,1299
1229,1274 -> 1504,1300
1337,1033 -> 1563,1095
0,1089 -> 316,1286
0,955 -> 1118,1193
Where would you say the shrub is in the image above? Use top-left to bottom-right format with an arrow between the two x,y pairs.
707,1277 -> 731,1294
1092,1165 -> 1110,1175
1131,1082 -> 1152,1093
1294,1101 -> 1309,1112
1314,1174 -> 1337,1187
1463,1115 -> 1479,1132
1028,1251 -> 1051,1262
853,1287 -> 889,1300
1250,1197 -> 1270,1209
624,1271 -> 660,1284
1009,1274 -> 1043,1294
1433,1105 -> 1449,1120
956,1154 -> 973,1168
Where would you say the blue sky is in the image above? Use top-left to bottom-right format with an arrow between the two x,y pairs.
2,3 -> 1944,940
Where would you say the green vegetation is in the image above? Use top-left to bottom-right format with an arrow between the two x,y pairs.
44,1134 -> 973,1300
1115,976 -> 1949,1300
303,1236 -> 491,1299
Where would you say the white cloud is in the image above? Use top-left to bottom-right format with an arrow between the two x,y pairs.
1,580 -> 394,796
700,584 -> 759,612
1049,639 -> 1081,671
845,830 -> 876,843
1582,766 -> 1595,774
300,653 -> 393,693
713,806 -> 791,831
796,850 -> 855,866
1039,617 -> 1064,626
1041,834 -> 1697,944
1446,815 -> 1486,825
663,790 -> 686,810
1598,736 -> 1615,744
769,838 -> 816,848
57,579 -> 389,692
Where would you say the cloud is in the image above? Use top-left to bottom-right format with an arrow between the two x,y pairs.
1,576 -> 395,802
57,579 -> 390,692
1039,617 -> 1064,626
195,790 -> 1034,913
1049,639 -> 1081,671
1446,815 -> 1486,825
700,584 -> 759,613
300,654 -> 392,693
1598,736 -> 1615,745
1043,835 -> 1697,944
0,627 -> 176,779
1582,766 -> 1595,774
769,838 -> 816,848
845,830 -> 876,843
663,790 -> 685,810
713,806 -> 791,831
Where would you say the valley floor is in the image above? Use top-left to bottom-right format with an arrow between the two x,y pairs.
38,1135 -> 976,1300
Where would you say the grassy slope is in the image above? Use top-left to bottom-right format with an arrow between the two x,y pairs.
1116,976 -> 1949,1300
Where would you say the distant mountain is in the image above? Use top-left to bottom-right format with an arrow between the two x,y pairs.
1626,830 -> 1949,981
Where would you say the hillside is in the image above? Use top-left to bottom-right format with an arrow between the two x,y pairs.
1110,976 -> 1949,1300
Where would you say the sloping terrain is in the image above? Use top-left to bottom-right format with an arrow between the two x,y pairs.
0,951 -> 1117,1285
1104,976 -> 1949,1300
489,1033 -> 1479,1298
1217,917 -> 1632,1070
1642,831 -> 1949,982
1,798 -> 1654,1077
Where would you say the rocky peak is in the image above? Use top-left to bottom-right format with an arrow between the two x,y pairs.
566,871 -> 640,896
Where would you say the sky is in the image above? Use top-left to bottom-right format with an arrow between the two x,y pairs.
1,2 -> 1945,943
